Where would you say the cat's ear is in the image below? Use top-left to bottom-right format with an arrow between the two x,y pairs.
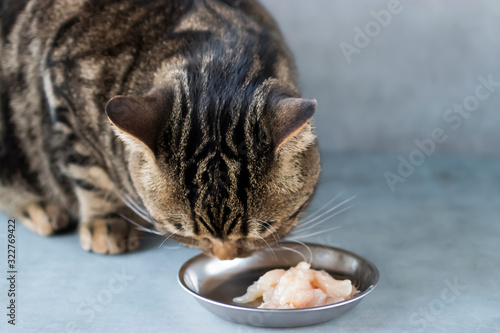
272,97 -> 317,151
105,95 -> 162,153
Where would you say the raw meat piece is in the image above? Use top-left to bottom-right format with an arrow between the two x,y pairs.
233,262 -> 358,309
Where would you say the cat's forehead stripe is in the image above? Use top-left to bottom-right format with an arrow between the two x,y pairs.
162,75 -> 277,234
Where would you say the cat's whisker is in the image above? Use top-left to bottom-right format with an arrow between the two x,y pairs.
294,196 -> 356,231
116,191 -> 136,208
263,224 -> 280,245
124,193 -> 149,216
293,205 -> 354,235
117,193 -> 152,223
256,234 -> 278,261
120,214 -> 164,236
295,195 -> 355,230
283,239 -> 313,265
124,196 -> 152,222
278,246 -> 308,263
287,225 -> 343,241
299,192 -> 343,224
159,228 -> 185,249
262,221 -> 280,237
248,219 -> 280,244
158,237 -> 169,249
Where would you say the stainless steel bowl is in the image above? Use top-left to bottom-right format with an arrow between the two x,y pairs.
178,242 -> 379,328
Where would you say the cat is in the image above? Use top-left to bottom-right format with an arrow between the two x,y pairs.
0,0 -> 320,260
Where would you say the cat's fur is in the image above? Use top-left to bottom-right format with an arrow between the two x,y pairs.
0,0 -> 320,259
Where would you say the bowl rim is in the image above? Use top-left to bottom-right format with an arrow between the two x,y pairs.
177,241 -> 379,313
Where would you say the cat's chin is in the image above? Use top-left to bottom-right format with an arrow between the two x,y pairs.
167,235 -> 258,260
208,239 -> 258,260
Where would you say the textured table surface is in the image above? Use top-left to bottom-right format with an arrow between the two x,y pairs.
1,153 -> 499,333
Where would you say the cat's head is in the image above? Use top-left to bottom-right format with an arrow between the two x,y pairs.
105,80 -> 320,260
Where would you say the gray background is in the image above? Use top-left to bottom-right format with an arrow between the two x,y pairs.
261,0 -> 500,154
2,1 -> 499,333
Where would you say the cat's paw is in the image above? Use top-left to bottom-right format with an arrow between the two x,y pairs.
79,217 -> 141,254
19,202 -> 70,235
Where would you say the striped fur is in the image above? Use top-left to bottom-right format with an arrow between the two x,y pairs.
0,0 -> 320,258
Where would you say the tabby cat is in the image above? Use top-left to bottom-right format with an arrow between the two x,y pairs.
0,0 -> 320,259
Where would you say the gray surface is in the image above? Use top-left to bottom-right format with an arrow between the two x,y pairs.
260,0 -> 500,154
1,153 -> 499,332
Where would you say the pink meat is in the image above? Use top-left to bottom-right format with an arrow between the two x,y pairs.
233,261 -> 358,309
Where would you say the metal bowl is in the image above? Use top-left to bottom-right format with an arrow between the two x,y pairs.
178,242 -> 379,328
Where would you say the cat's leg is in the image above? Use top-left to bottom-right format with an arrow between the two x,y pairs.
79,213 -> 142,255
38,111 -> 142,254
66,160 -> 142,254
19,201 -> 71,235
0,129 -> 73,235
0,185 -> 71,235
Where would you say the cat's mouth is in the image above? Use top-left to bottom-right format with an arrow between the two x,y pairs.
207,236 -> 284,260
156,227 -> 280,260
208,239 -> 257,260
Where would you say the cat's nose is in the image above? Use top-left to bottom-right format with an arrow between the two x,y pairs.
211,240 -> 238,260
